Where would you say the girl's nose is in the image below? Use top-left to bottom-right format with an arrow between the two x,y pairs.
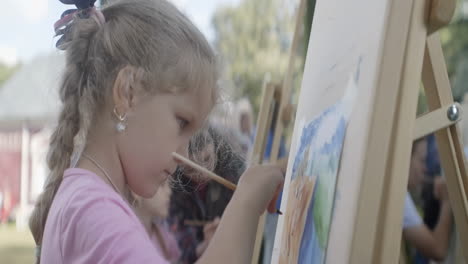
176,143 -> 189,158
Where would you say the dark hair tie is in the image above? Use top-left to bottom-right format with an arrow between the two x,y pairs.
54,0 -> 102,50
59,0 -> 97,10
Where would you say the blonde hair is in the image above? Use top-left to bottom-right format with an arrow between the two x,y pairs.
29,0 -> 218,259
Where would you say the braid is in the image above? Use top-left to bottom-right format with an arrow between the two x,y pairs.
29,96 -> 80,260
29,12 -> 101,264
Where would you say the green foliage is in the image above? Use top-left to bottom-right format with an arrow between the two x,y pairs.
0,63 -> 20,88
303,0 -> 316,57
441,18 -> 468,101
212,0 -> 300,114
422,0 -> 468,104
417,0 -> 468,111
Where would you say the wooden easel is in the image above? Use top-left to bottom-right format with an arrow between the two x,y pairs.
350,0 -> 468,263
249,0 -> 306,263
249,79 -> 283,264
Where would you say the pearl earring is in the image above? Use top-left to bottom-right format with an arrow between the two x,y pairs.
113,108 -> 127,132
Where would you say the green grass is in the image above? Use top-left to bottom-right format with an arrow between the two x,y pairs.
0,223 -> 35,264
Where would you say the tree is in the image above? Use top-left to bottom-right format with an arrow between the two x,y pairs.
0,63 -> 19,89
441,19 -> 468,101
428,0 -> 468,103
413,0 -> 468,114
212,0 -> 301,114
303,0 -> 316,57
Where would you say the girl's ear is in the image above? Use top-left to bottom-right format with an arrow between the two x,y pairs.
112,65 -> 138,114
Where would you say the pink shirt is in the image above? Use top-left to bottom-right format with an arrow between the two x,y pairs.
41,168 -> 168,263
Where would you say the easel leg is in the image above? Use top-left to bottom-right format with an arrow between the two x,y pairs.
254,0 -> 306,261
251,82 -> 275,165
422,32 -> 468,257
349,0 -> 415,261
250,81 -> 275,264
372,0 -> 429,262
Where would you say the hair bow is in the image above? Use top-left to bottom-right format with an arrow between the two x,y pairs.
54,0 -> 99,49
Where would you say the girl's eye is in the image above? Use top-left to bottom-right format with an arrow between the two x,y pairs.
177,117 -> 189,130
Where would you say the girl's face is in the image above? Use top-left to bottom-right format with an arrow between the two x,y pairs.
118,84 -> 213,198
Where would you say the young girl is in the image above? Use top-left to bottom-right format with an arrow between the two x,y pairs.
29,0 -> 283,263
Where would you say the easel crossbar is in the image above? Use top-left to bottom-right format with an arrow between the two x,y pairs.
413,103 -> 462,140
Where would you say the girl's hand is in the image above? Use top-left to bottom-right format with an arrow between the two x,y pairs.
196,218 -> 220,257
203,217 -> 220,242
235,165 -> 284,216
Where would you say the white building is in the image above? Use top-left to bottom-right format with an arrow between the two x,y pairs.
0,52 -> 63,230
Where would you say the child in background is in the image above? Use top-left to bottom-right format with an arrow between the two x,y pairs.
169,124 -> 246,263
402,138 -> 453,262
136,181 -> 181,263
29,0 -> 283,263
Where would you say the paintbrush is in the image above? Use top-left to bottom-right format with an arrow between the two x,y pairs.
172,152 -> 237,190
184,219 -> 209,227
172,152 -> 282,215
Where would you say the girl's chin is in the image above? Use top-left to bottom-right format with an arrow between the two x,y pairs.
135,185 -> 159,199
